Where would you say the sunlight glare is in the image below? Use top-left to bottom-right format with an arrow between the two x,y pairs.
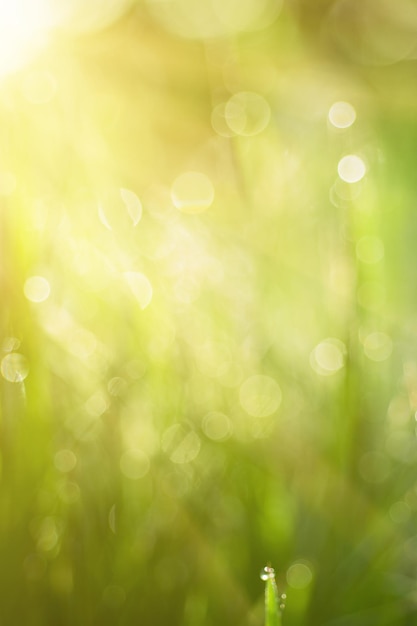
21,70 -> 57,104
0,0 -> 56,77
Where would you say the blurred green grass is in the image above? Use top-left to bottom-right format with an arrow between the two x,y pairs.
1,1 -> 417,625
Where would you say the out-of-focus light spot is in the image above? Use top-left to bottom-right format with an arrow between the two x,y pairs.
21,70 -> 57,104
330,177 -> 363,207
98,186 -> 142,231
328,101 -> 356,128
124,271 -> 153,309
58,481 -> 80,504
161,424 -> 201,464
108,504 -> 117,534
1,352 -> 29,382
211,103 -> 236,137
85,390 -> 109,417
363,332 -> 392,362
358,451 -> 390,483
54,449 -> 77,473
108,376 -> 128,397
202,411 -> 233,441
24,275 -> 50,303
286,562 -> 313,589
147,0 -> 282,39
3,337 -> 21,352
310,338 -> 346,376
389,501 -> 411,524
225,91 -> 271,136
0,171 -> 17,196
239,374 -> 282,417
120,449 -> 150,479
57,0 -> 133,35
36,517 -> 60,552
337,155 -> 366,183
326,0 -> 417,66
0,2 -> 52,77
171,171 -> 214,214
329,261 -> 353,297
260,565 -> 275,581
0,1 -> 130,75
212,0 -> 282,33
356,236 -> 384,264
120,188 -> 142,226
388,396 -> 410,426
357,281 -> 385,310
103,585 -> 126,608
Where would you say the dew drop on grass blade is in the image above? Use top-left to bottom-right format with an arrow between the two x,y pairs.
260,565 -> 282,626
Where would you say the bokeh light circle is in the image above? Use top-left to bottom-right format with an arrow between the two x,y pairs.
239,375 -> 282,417
225,91 -> 271,136
338,155 -> 366,183
171,171 -> 214,214
1,352 -> 29,382
328,101 -> 356,128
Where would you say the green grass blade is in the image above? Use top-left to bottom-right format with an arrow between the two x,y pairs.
261,566 -> 282,626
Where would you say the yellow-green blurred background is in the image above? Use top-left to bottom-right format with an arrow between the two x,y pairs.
1,1 -> 417,624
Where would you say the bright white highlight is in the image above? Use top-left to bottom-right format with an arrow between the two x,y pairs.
338,155 -> 366,183
328,101 -> 356,129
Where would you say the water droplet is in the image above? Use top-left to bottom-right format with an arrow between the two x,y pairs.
260,565 -> 275,581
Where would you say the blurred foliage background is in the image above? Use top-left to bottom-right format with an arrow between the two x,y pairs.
1,0 -> 417,624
